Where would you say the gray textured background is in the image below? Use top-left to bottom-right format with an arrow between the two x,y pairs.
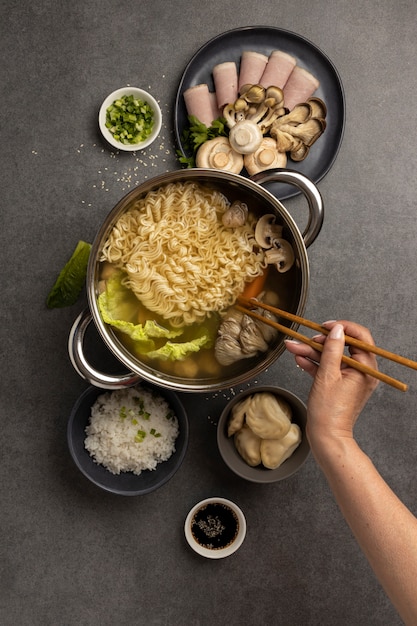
1,1 -> 416,624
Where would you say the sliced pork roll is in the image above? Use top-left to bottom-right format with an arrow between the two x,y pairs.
259,50 -> 297,89
213,62 -> 238,109
283,66 -> 320,110
238,51 -> 269,92
183,83 -> 220,126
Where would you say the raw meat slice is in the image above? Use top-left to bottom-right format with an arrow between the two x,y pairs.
183,83 -> 220,126
283,66 -> 320,110
259,50 -> 297,89
238,51 -> 269,91
213,62 -> 238,109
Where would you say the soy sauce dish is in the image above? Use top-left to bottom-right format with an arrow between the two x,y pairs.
184,497 -> 246,559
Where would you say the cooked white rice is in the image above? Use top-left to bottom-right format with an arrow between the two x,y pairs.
84,385 -> 179,475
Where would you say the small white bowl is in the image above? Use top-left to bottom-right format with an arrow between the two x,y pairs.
99,87 -> 162,151
184,497 -> 246,559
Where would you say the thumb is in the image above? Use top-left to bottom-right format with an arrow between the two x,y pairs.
319,323 -> 345,373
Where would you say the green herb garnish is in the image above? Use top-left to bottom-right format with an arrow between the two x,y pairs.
133,396 -> 145,410
176,115 -> 228,168
46,240 -> 91,309
134,429 -> 147,443
119,406 -> 127,419
106,95 -> 154,145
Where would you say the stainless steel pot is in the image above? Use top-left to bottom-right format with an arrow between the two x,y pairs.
69,168 -> 323,392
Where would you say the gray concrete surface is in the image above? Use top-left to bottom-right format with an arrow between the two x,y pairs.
1,1 -> 416,624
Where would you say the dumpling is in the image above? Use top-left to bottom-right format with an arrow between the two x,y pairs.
245,392 -> 292,439
260,424 -> 302,469
234,424 -> 262,466
227,395 -> 253,437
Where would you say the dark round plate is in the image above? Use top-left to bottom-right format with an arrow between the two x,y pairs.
174,26 -> 345,200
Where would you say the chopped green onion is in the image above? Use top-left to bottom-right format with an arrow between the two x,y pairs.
105,95 -> 154,145
134,429 -> 147,443
133,397 -> 144,410
119,406 -> 127,419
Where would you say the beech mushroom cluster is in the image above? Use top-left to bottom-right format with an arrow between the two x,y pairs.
195,84 -> 326,175
223,84 -> 286,154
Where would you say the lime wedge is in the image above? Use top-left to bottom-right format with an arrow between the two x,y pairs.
46,240 -> 92,308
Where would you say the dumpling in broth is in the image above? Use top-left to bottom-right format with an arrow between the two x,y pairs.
245,392 -> 292,439
260,424 -> 302,469
234,424 -> 262,466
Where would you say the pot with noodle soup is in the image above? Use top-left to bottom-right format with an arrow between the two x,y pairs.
69,168 -> 323,393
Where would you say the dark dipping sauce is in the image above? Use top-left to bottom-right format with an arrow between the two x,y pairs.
191,503 -> 239,550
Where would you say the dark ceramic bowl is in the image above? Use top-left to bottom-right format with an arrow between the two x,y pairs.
217,386 -> 310,483
67,384 -> 189,495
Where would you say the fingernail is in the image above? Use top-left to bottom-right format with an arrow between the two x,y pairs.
284,339 -> 300,345
322,320 -> 337,326
312,333 -> 326,342
329,324 -> 344,339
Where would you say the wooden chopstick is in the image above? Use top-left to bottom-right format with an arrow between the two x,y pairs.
235,301 -> 409,392
238,296 -> 417,372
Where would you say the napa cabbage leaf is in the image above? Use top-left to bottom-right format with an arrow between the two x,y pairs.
98,270 -> 214,360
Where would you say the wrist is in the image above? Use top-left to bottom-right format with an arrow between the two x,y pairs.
307,427 -> 359,469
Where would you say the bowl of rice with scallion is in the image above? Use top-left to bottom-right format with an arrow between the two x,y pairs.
67,384 -> 188,495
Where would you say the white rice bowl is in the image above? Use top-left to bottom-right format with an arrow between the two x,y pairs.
84,386 -> 179,475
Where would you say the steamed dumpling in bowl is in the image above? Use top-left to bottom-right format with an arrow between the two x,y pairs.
227,395 -> 253,437
245,392 -> 292,439
234,424 -> 262,467
260,424 -> 302,469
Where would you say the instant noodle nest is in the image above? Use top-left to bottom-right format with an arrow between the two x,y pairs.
100,181 -> 266,327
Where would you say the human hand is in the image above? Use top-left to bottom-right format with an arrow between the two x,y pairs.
285,321 -> 379,451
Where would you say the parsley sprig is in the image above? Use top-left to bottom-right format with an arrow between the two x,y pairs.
176,115 -> 228,168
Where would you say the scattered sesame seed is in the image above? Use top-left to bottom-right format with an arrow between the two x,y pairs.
73,95 -> 176,208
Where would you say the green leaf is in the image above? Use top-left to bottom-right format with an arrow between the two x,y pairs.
145,329 -> 212,361
97,270 -> 183,353
176,115 -> 228,168
46,241 -> 91,308
97,269 -> 216,361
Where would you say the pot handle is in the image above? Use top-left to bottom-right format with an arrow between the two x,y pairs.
68,308 -> 141,389
251,168 -> 324,248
